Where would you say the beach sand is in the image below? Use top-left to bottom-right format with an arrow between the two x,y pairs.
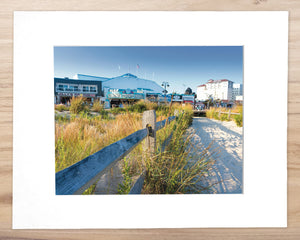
189,117 -> 243,194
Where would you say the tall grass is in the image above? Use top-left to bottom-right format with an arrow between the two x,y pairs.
69,96 -> 87,114
206,106 -> 243,127
91,99 -> 104,113
55,100 -> 216,194
233,105 -> 243,127
55,112 -> 143,172
141,109 -> 215,194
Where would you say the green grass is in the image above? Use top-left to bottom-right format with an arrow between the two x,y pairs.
141,110 -> 215,194
206,106 -> 243,127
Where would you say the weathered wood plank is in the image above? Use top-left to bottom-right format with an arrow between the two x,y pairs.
56,128 -> 147,195
56,115 -> 176,195
129,170 -> 146,194
156,116 -> 176,130
220,111 -> 240,115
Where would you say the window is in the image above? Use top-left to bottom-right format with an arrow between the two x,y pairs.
74,86 -> 79,92
90,86 -> 97,93
83,86 -> 89,92
57,84 -> 64,91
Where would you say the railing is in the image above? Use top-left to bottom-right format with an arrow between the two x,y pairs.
216,109 -> 240,119
56,110 -> 176,195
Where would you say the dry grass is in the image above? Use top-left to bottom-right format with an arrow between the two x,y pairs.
55,110 -> 169,172
55,112 -> 143,172
206,105 -> 243,126
55,101 -> 215,194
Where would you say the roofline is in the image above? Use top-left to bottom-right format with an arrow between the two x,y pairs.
76,73 -> 109,79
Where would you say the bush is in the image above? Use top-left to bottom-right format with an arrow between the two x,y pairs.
110,107 -> 127,115
69,96 -> 86,114
220,114 -> 228,121
55,104 -> 69,112
91,100 -> 103,113
127,100 -> 147,113
234,114 -> 243,127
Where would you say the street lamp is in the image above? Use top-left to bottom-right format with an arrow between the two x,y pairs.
161,82 -> 170,103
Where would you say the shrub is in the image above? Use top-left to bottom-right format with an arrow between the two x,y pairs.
234,114 -> 243,127
110,107 -> 127,115
69,96 -> 85,114
220,113 -> 228,121
127,100 -> 147,113
55,104 -> 69,112
91,100 -> 103,113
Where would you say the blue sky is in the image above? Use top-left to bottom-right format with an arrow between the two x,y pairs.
54,46 -> 243,94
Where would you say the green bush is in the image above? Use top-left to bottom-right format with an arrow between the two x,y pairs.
127,101 -> 147,113
69,96 -> 86,114
220,114 -> 228,121
91,100 -> 103,113
55,104 -> 69,112
110,107 -> 127,114
234,114 -> 243,127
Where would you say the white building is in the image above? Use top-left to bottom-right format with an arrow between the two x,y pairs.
232,83 -> 243,100
197,79 -> 233,101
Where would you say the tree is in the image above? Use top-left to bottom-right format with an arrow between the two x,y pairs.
184,87 -> 192,95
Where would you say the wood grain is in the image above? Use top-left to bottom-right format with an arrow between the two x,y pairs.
1,0 -> 299,239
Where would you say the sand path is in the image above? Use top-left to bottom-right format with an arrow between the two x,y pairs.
189,117 -> 243,194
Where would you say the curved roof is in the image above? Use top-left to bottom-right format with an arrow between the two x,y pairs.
103,73 -> 164,93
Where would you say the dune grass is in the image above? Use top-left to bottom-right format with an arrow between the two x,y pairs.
55,98 -> 216,194
206,106 -> 243,127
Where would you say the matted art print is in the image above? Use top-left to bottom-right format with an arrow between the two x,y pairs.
13,11 -> 287,228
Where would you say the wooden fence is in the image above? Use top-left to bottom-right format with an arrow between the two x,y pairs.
217,109 -> 240,119
56,110 -> 176,195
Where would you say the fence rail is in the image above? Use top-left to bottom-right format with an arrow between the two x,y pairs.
56,111 -> 176,195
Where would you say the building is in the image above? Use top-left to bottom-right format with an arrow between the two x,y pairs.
197,79 -> 234,101
74,73 -> 164,94
182,94 -> 195,104
54,77 -> 102,104
232,83 -> 243,100
54,73 -> 164,106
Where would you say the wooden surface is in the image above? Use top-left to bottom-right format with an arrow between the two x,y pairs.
0,0 -> 299,239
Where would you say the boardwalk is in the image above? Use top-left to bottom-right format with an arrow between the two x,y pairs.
189,117 -> 243,194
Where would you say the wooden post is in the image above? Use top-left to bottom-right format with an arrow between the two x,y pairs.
218,109 -> 221,118
228,109 -> 231,120
142,110 -> 156,154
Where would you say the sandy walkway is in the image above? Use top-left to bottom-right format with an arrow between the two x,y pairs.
189,117 -> 243,194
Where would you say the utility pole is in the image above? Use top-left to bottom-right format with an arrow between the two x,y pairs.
161,82 -> 169,104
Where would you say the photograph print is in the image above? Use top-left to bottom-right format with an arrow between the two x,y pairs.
54,46 -> 243,195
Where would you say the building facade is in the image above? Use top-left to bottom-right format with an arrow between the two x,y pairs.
54,73 -> 165,106
54,78 -> 102,104
197,79 -> 233,101
232,83 -> 243,100
55,73 -> 195,108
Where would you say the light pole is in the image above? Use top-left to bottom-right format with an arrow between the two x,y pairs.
161,82 -> 169,103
